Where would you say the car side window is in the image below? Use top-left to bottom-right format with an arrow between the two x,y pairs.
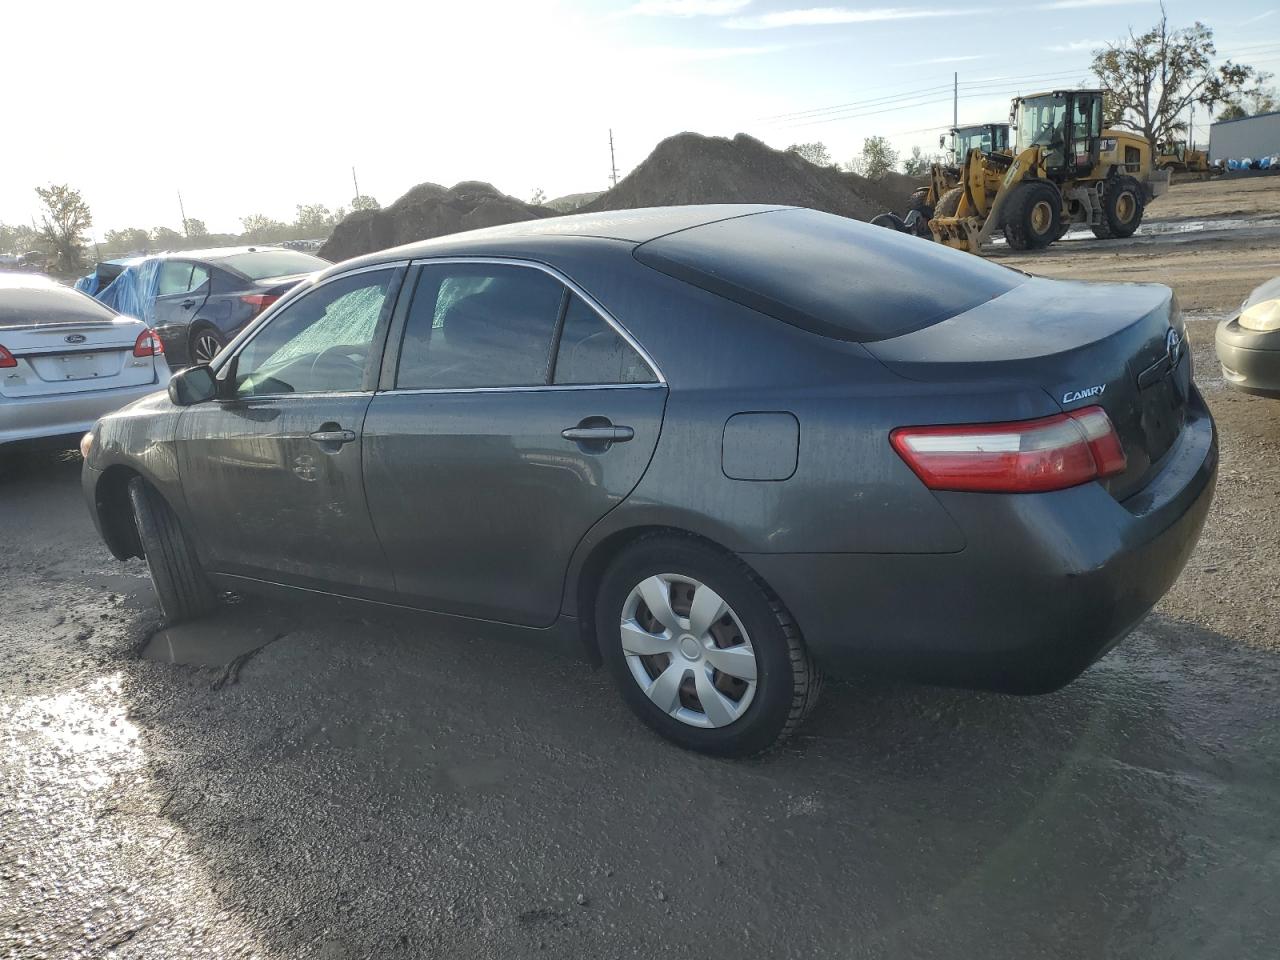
396,263 -> 565,389
232,269 -> 394,398
189,264 -> 211,292
157,261 -> 193,296
553,295 -> 655,385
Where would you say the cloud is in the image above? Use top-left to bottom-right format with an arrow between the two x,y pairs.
726,6 -> 986,28
1037,0 -> 1142,8
624,0 -> 751,15
1044,38 -> 1108,52
1239,9 -> 1275,25
894,53 -> 986,65
639,43 -> 791,61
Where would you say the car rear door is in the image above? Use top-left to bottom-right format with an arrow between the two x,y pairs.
361,260 -> 667,627
175,264 -> 405,596
152,260 -> 211,362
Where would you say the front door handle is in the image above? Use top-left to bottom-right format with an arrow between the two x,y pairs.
181,298 -> 195,309
309,427 -> 356,446
561,425 -> 634,444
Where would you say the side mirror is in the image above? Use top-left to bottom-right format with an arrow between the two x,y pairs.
168,364 -> 219,406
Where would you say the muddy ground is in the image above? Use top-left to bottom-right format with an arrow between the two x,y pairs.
3,176 -> 1280,959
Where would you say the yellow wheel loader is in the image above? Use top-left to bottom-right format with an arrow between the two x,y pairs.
873,123 -> 1010,238
926,89 -> 1170,254
1156,141 -> 1213,180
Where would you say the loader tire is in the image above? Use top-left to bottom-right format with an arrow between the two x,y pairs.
1002,180 -> 1062,251
1091,175 -> 1144,240
907,188 -> 933,219
933,187 -> 964,219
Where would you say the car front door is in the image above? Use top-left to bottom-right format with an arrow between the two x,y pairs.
362,260 -> 667,627
152,260 -> 211,363
175,264 -> 404,597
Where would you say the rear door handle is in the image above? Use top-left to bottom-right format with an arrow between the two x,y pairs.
309,428 -> 356,445
561,425 -> 634,443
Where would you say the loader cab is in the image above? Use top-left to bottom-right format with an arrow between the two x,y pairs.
950,123 -> 1010,164
1012,89 -> 1103,180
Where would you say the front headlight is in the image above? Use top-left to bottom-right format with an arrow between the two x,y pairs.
1238,298 -> 1280,332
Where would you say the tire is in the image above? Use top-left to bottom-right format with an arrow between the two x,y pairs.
932,186 -> 964,219
596,535 -> 821,757
189,326 -> 226,365
906,188 -> 934,219
1090,175 -> 1144,240
1002,180 -> 1063,250
128,477 -> 219,624
870,213 -> 909,232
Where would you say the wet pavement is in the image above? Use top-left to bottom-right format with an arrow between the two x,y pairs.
3,329 -> 1280,957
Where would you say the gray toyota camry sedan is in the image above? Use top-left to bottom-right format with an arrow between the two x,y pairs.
81,205 -> 1217,755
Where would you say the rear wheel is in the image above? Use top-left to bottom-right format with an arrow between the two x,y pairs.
190,326 -> 226,365
1003,180 -> 1063,250
596,535 -> 821,757
1091,175 -> 1144,239
128,477 -> 219,624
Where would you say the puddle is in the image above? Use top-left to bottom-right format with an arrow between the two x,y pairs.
142,603 -> 292,667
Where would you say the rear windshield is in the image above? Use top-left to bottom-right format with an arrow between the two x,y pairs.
0,283 -> 117,327
217,250 -> 329,281
633,208 -> 1025,342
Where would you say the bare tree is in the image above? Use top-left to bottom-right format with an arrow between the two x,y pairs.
351,195 -> 380,212
902,145 -> 931,176
35,184 -> 92,274
1092,11 -> 1263,146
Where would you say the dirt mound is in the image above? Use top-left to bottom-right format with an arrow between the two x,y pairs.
579,133 -> 913,220
544,190 -> 604,213
321,181 -> 554,261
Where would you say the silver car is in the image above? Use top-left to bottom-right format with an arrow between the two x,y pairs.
1,272 -> 170,451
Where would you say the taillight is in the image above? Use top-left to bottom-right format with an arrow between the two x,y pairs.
133,329 -> 164,358
890,405 -> 1127,493
0,345 -> 15,368
241,293 -> 280,316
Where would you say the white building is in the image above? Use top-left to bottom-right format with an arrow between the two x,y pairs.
1208,110 -> 1280,162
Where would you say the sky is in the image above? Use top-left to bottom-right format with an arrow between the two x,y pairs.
3,0 -> 1278,238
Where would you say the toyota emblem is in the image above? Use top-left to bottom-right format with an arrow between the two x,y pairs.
64,333 -> 87,344
1165,328 -> 1182,366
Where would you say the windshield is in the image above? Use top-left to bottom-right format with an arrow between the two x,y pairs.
218,250 -> 330,281
954,127 -> 994,162
1014,96 -> 1068,152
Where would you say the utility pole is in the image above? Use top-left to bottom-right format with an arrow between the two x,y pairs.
1189,103 -> 1195,150
609,129 -> 619,188
177,190 -> 188,238
953,72 -> 958,132
352,166 -> 360,201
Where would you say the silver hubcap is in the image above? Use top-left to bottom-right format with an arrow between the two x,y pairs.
194,334 -> 221,363
620,573 -> 758,729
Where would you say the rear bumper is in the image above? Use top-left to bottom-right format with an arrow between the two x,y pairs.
747,395 -> 1218,693
0,378 -> 168,447
1215,318 -> 1280,398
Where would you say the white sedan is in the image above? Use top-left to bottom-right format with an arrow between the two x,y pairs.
0,273 -> 171,452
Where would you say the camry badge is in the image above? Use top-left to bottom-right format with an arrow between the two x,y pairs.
1062,384 -> 1107,404
1166,328 -> 1183,367
65,333 -> 87,344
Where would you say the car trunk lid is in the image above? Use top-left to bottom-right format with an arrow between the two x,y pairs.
864,278 -> 1189,501
0,318 -> 158,398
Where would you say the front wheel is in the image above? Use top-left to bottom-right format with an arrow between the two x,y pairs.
596,536 -> 821,756
128,477 -> 220,624
1003,180 -> 1063,250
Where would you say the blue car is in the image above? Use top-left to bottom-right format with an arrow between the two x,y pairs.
79,247 -> 329,366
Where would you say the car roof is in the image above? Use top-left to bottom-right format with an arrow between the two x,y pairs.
326,204 -> 793,278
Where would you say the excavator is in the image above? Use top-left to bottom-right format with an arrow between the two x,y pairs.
878,89 -> 1170,254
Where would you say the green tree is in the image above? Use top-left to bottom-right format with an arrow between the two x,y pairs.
849,136 -> 899,180
351,195 -> 380,211
103,227 -> 150,256
1218,103 -> 1247,121
240,214 -> 288,242
786,142 -> 833,166
151,226 -> 184,247
530,187 -> 546,206
294,203 -> 334,234
902,145 -> 931,176
1092,13 -> 1264,146
183,218 -> 209,239
35,184 -> 92,274
0,223 -> 40,255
